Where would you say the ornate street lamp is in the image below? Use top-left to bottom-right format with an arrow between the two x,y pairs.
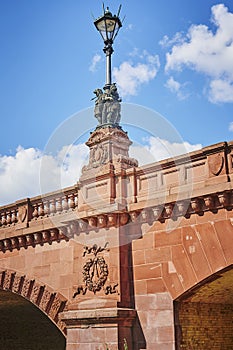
94,5 -> 122,87
92,5 -> 123,127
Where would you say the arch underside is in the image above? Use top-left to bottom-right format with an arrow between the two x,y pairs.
0,289 -> 66,349
0,269 -> 67,334
175,265 -> 233,350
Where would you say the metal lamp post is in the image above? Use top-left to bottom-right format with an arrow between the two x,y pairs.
94,5 -> 122,88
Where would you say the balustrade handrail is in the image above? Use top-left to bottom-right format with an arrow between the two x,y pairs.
0,184 -> 79,228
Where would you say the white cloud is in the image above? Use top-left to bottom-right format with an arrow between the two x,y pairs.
229,122 -> 233,132
113,50 -> 160,97
130,137 -> 202,166
159,32 -> 185,48
126,23 -> 133,31
164,4 -> 233,103
89,54 -> 102,72
165,76 -> 189,100
0,139 -> 202,205
209,79 -> 233,103
0,144 -> 88,205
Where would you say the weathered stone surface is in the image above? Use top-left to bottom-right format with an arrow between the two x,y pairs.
1,134 -> 233,349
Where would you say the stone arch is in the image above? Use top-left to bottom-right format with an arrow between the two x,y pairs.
174,265 -> 233,349
0,269 -> 67,334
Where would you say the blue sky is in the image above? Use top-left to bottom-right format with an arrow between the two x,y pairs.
1,0 -> 233,204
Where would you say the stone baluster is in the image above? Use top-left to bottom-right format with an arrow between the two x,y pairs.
6,212 -> 12,225
49,199 -> 56,215
74,193 -> 78,208
43,200 -> 50,216
56,197 -> 62,213
1,212 -> 7,226
11,209 -> 18,224
38,202 -> 44,217
69,194 -> 75,209
62,195 -> 69,211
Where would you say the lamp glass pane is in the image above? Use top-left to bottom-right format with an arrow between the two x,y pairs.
96,19 -> 106,31
105,18 -> 119,32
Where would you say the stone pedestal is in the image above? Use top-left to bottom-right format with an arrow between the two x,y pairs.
60,308 -> 136,350
78,126 -> 138,218
63,125 -> 138,349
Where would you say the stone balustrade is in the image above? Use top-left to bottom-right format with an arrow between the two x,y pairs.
0,204 -> 18,227
31,192 -> 78,220
0,186 -> 78,230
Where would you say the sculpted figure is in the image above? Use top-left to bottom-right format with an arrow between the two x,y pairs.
93,84 -> 121,125
103,84 -> 121,124
93,88 -> 104,124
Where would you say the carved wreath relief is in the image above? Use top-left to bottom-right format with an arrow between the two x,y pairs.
73,243 -> 118,297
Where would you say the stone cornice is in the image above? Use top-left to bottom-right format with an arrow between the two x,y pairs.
0,189 -> 232,253
60,307 -> 136,327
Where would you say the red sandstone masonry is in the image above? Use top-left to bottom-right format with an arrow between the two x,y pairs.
0,139 -> 233,349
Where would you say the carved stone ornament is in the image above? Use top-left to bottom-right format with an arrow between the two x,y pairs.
73,243 -> 118,297
209,153 -> 224,176
18,205 -> 27,223
90,144 -> 108,167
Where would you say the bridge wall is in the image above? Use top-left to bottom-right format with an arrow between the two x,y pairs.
0,136 -> 233,349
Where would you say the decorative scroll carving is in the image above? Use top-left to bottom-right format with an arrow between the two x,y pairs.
30,283 -> 43,305
73,243 -> 118,297
40,289 -> 54,312
12,274 -> 24,293
83,243 -> 109,257
48,295 -> 65,320
104,284 -> 118,295
3,271 -> 13,290
21,278 -> 33,298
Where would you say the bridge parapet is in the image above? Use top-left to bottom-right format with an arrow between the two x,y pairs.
0,139 -> 233,253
